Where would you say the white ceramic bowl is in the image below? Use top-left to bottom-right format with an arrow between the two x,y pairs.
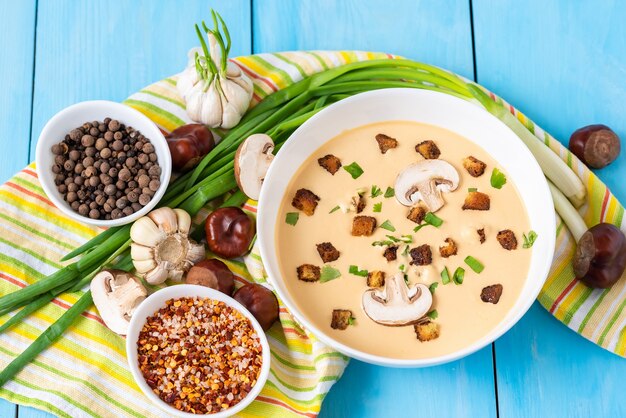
126,284 -> 271,418
257,88 -> 556,367
35,100 -> 172,227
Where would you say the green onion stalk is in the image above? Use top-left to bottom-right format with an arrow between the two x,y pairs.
0,54 -> 587,386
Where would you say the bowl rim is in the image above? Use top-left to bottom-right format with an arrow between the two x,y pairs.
35,100 -> 172,227
125,284 -> 271,418
257,88 -> 556,367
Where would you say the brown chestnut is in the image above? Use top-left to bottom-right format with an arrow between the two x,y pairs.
569,124 -> 620,169
166,124 -> 215,172
573,223 -> 626,288
233,283 -> 279,331
185,259 -> 235,295
205,207 -> 255,259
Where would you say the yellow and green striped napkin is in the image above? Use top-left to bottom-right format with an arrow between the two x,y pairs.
0,51 -> 624,418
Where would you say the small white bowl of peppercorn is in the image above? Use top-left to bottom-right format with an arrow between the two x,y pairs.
35,100 -> 172,227
126,284 -> 270,417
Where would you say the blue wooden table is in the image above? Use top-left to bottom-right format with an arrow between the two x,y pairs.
1,1 -> 626,417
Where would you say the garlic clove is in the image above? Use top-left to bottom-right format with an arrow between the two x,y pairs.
222,79 -> 252,116
174,209 -> 192,235
169,269 -> 185,282
148,207 -> 178,234
177,65 -> 199,102
130,217 -> 165,247
144,262 -> 169,285
133,258 -> 157,274
131,243 -> 154,262
187,241 -> 207,264
204,82 -> 224,128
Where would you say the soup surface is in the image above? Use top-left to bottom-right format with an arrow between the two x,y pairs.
275,121 -> 533,359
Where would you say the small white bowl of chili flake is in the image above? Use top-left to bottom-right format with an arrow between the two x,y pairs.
126,284 -> 270,417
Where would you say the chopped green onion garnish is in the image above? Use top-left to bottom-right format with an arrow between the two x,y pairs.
320,266 -> 342,282
403,274 -> 409,285
468,187 -> 478,192
348,316 -> 356,326
441,267 -> 451,285
384,187 -> 395,198
490,168 -> 507,189
402,245 -> 410,256
371,185 -> 382,198
373,202 -> 382,212
380,220 -> 396,232
285,212 -> 299,226
399,235 -> 413,243
348,265 -> 368,277
329,205 -> 340,214
453,267 -> 465,285
372,240 -> 395,247
464,256 -> 484,273
414,212 -> 444,232
344,162 -> 364,179
399,264 -> 406,271
373,235 -> 412,246
523,230 -> 538,248
429,282 -> 438,294
427,309 -> 438,319
424,212 -> 443,227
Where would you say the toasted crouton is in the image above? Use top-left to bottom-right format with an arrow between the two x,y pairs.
331,309 -> 353,330
439,238 -> 458,258
481,284 -> 503,304
383,246 -> 398,262
409,244 -> 432,266
478,228 -> 486,244
297,264 -> 320,282
497,229 -> 517,250
292,188 -> 320,216
414,320 -> 440,342
462,191 -> 490,211
367,271 -> 386,288
415,140 -> 441,159
407,205 -> 426,224
316,242 -> 340,263
463,156 -> 487,177
318,154 -> 342,175
351,216 -> 377,236
375,133 -> 398,154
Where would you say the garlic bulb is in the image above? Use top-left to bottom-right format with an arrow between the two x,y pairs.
177,11 -> 253,129
130,207 -> 205,284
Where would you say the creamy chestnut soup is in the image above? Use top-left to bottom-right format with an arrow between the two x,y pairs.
275,121 -> 534,359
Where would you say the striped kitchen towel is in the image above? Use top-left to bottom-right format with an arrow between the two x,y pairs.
0,50 -> 625,418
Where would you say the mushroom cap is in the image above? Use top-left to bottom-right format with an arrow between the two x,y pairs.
234,134 -> 275,200
91,269 -> 148,335
394,159 -> 460,211
362,272 -> 433,326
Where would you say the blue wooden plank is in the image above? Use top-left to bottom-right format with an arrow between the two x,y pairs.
473,1 -> 626,417
0,0 -> 35,416
0,0 -> 36,184
253,2 -> 497,418
12,2 -> 250,418
0,399 -> 16,418
321,350 -> 496,418
252,0 -> 475,79
18,406 -> 49,418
